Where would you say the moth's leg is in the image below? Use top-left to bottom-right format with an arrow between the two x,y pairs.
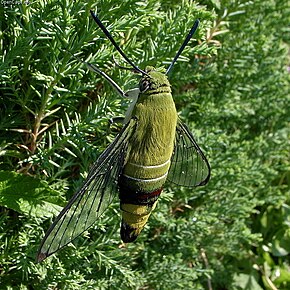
107,116 -> 125,135
123,88 -> 140,124
125,88 -> 140,99
109,116 -> 125,124
106,87 -> 140,134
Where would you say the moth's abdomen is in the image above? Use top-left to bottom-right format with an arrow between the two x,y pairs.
119,159 -> 171,242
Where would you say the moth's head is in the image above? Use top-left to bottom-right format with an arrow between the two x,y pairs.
139,66 -> 171,93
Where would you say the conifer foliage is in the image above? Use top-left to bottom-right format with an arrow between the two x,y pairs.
0,0 -> 289,289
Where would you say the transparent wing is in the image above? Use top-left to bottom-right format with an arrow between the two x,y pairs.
37,118 -> 137,262
167,121 -> 210,187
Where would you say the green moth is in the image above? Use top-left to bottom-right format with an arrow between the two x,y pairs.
37,10 -> 210,262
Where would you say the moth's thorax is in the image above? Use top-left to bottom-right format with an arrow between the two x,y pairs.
127,66 -> 177,166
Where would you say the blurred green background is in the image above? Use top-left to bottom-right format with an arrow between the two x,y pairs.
0,0 -> 289,289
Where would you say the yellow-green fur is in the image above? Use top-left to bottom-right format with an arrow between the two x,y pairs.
125,68 -> 177,166
120,67 -> 178,241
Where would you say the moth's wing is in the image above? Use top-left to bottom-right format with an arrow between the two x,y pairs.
37,118 -> 137,262
167,121 -> 210,187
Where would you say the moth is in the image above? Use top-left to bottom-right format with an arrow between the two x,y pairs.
37,10 -> 210,262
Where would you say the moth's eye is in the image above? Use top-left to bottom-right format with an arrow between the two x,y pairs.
139,79 -> 150,92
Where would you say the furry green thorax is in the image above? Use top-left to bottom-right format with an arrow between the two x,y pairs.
127,65 -> 177,166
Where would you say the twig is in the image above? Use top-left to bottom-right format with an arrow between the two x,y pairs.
200,248 -> 213,290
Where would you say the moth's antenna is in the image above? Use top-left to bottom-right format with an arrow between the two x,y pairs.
90,10 -> 147,76
166,19 -> 200,75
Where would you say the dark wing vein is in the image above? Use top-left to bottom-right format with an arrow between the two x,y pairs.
37,118 -> 137,262
167,121 -> 210,187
